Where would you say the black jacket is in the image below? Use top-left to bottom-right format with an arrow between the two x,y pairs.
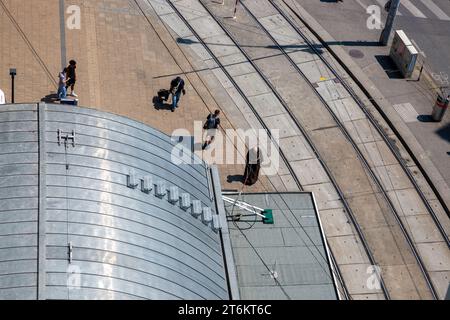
205,114 -> 220,129
170,78 -> 185,95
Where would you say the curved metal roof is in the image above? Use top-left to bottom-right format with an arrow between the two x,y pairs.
0,103 -> 228,300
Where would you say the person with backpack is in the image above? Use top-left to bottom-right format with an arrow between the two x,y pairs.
202,110 -> 221,150
170,76 -> 186,112
204,110 -> 221,130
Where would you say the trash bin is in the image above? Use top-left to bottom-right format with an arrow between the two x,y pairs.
431,94 -> 449,122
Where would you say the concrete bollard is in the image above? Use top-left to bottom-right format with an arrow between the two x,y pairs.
431,94 -> 449,122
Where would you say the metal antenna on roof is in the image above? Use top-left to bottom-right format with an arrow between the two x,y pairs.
222,195 -> 274,224
270,260 -> 279,280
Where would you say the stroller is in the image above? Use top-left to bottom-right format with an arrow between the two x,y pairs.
157,89 -> 171,103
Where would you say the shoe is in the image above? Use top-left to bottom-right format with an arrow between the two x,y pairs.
71,92 -> 78,97
171,108 -> 175,112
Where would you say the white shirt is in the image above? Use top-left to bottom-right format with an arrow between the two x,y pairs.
58,72 -> 66,87
0,89 -> 5,104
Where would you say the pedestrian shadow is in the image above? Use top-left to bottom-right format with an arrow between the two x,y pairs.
222,189 -> 239,193
417,115 -> 434,122
152,96 -> 172,111
375,55 -> 403,79
41,93 -> 59,103
176,36 -> 379,56
227,175 -> 244,183
177,36 -> 325,55
436,123 -> 450,143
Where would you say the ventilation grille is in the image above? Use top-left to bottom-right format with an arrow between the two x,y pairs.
126,173 -> 219,233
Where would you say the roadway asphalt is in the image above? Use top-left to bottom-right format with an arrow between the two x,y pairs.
291,0 -> 450,204
298,0 -> 450,88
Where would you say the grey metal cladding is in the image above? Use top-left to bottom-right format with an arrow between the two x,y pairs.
45,106 -> 207,177
45,208 -> 222,260
43,186 -> 219,247
45,286 -> 143,300
0,260 -> 37,275
44,113 -> 211,204
0,287 -> 37,300
0,105 -> 38,299
45,249 -> 226,297
0,104 -> 228,300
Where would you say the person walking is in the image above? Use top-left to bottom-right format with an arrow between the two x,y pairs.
170,76 -> 186,112
0,88 -> 5,105
65,60 -> 78,97
57,68 -> 68,100
202,110 -> 221,150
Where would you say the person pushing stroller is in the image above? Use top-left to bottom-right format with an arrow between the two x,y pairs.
169,76 -> 186,112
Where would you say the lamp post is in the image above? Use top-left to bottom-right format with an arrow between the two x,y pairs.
379,0 -> 401,46
233,0 -> 238,19
9,68 -> 16,104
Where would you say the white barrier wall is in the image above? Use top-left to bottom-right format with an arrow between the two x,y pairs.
390,30 -> 418,78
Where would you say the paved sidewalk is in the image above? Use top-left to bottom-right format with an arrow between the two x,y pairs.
287,0 -> 450,212
0,0 -> 280,193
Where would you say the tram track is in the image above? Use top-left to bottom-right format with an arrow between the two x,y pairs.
161,0 -> 390,299
232,0 -> 443,299
136,0 -> 357,299
266,0 -> 450,298
270,0 -> 449,247
226,0 -> 450,298
201,0 -> 443,298
145,0 -> 449,299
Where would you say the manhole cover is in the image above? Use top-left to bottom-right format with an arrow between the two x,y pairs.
349,49 -> 364,59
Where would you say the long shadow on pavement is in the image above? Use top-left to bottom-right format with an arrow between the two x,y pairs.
375,55 -> 403,79
176,37 -> 380,53
227,175 -> 244,184
436,123 -> 450,143
152,96 -> 172,111
417,115 -> 434,122
41,93 -> 59,103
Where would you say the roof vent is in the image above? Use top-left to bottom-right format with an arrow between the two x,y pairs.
168,186 -> 179,204
141,176 -> 153,194
127,171 -> 139,189
180,193 -> 191,210
155,181 -> 166,198
202,207 -> 213,226
212,215 -> 221,233
192,200 -> 202,218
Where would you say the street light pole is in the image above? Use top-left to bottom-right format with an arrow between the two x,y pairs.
379,0 -> 401,46
233,0 -> 238,19
9,68 -> 16,104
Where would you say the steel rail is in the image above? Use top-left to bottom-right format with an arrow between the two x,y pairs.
161,0 -> 352,299
238,0 -> 439,299
173,0 -> 393,299
275,0 -> 450,248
